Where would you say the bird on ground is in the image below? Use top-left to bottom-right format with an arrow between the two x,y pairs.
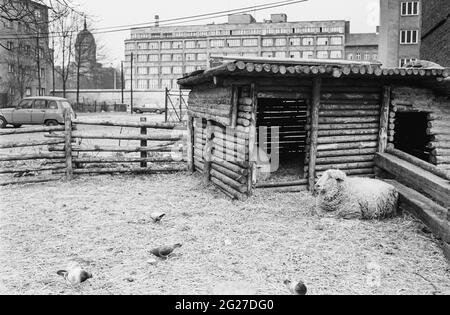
284,280 -> 307,295
151,244 -> 182,259
57,264 -> 93,285
150,212 -> 166,223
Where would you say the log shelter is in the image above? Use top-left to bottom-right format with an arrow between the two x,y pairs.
178,56 -> 450,200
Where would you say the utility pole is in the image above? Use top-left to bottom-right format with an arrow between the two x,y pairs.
121,61 -> 124,103
130,52 -> 134,114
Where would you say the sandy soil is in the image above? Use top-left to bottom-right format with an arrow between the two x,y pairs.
0,173 -> 449,295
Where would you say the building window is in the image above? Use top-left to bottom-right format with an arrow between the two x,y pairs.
330,50 -> 342,59
289,38 -> 301,46
8,64 -> 14,73
161,67 -> 171,74
347,53 -> 354,60
401,2 -> 419,16
9,88 -> 15,96
317,51 -> 329,59
274,51 -> 286,58
173,66 -> 183,74
302,37 -> 314,46
274,38 -> 287,46
148,42 -> 159,50
372,54 -> 378,60
197,41 -> 207,48
330,36 -> 343,45
185,41 -> 196,49
25,88 -> 32,96
400,30 -> 419,44
364,53 -> 370,60
138,67 -> 148,75
262,39 -> 273,47
173,54 -> 183,61
172,41 -> 183,49
137,43 -> 147,50
161,42 -> 171,49
7,41 -> 14,50
302,51 -> 314,59
161,79 -> 172,88
138,80 -> 148,89
290,51 -> 301,59
186,53 -> 196,61
210,39 -> 225,48
317,37 -> 329,46
399,58 -> 418,67
149,79 -> 159,89
162,54 -> 172,61
137,54 -> 147,62
40,88 -> 45,96
185,66 -> 196,73
242,39 -> 258,47
197,53 -> 207,61
262,52 -> 273,58
356,53 -> 362,60
149,67 -> 158,74
148,54 -> 159,61
227,39 -> 241,47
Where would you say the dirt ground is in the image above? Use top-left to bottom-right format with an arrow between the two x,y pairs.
0,172 -> 449,295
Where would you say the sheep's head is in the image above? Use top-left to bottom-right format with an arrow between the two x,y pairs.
315,169 -> 347,195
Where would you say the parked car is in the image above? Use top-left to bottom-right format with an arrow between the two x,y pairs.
0,96 -> 77,128
132,104 -> 166,115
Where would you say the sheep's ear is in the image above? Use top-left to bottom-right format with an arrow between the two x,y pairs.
331,170 -> 346,182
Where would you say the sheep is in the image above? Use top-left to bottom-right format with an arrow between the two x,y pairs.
314,169 -> 399,220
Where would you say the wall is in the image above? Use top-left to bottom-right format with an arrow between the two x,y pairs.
421,0 -> 450,66
390,86 -> 450,171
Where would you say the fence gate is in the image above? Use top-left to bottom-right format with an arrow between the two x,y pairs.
165,88 -> 188,123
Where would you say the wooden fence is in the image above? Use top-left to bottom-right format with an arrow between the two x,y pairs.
0,111 -> 187,186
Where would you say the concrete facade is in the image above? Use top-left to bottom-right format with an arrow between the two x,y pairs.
124,14 -> 351,91
420,0 -> 450,66
0,0 -> 52,107
379,0 -> 422,67
345,33 -> 379,62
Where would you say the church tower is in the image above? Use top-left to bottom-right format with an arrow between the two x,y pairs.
75,19 -> 97,69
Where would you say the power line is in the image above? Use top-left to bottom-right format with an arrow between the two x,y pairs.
0,0 -> 308,40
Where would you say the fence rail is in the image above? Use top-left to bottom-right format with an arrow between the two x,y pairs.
0,111 -> 187,186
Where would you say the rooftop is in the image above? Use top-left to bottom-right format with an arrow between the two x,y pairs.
345,33 -> 379,47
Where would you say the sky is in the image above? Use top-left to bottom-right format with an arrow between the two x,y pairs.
78,0 -> 380,65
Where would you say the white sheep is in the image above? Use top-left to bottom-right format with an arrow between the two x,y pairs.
314,169 -> 399,220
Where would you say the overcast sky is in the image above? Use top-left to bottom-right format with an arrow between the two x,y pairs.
78,0 -> 380,65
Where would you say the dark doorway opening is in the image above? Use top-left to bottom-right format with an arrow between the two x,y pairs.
256,98 -> 308,183
394,112 -> 432,162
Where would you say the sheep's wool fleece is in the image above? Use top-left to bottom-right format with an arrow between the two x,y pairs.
319,177 -> 399,220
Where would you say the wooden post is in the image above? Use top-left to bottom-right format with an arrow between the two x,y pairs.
187,115 -> 195,172
231,86 -> 239,128
308,77 -> 322,191
64,109 -> 73,181
140,117 -> 148,168
248,83 -> 258,196
378,86 -> 391,153
203,120 -> 213,184
165,88 -> 169,123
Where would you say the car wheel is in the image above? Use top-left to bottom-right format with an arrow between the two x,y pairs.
0,117 -> 7,129
13,124 -> 22,128
45,120 -> 59,126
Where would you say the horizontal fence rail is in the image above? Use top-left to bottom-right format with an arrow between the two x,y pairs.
0,111 -> 187,186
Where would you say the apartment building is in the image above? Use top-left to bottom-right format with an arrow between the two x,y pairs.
0,0 -> 52,107
379,0 -> 422,67
124,14 -> 351,91
345,33 -> 379,62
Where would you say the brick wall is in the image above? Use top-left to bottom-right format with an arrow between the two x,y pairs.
421,0 -> 450,66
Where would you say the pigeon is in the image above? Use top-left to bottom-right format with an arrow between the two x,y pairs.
151,244 -> 182,259
284,280 -> 307,295
57,264 -> 93,285
150,212 -> 166,223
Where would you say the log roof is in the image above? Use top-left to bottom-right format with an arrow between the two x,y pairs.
177,56 -> 450,96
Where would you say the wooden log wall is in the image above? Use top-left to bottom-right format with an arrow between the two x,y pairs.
313,80 -> 383,178
191,85 -> 252,200
390,87 -> 450,172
